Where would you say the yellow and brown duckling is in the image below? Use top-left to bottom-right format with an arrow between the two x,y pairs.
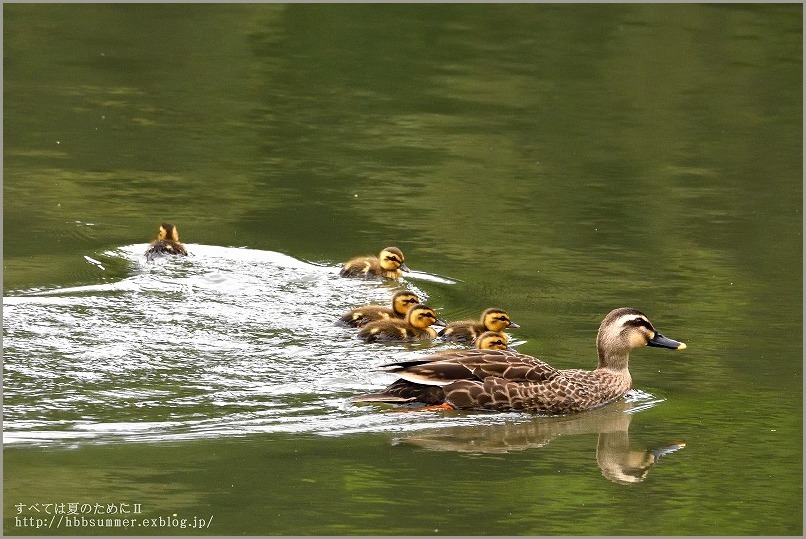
439,308 -> 520,343
144,222 -> 188,261
432,331 -> 510,355
472,331 -> 510,351
357,303 -> 446,343
352,307 -> 686,414
340,247 -> 410,280
339,291 -> 421,328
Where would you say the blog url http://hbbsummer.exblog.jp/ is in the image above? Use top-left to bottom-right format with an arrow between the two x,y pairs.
13,514 -> 213,531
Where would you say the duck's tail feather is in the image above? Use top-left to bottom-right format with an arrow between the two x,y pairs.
349,392 -> 417,403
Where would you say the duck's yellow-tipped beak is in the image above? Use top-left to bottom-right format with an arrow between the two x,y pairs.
647,332 -> 686,350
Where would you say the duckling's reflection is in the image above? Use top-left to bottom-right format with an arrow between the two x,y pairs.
394,399 -> 685,485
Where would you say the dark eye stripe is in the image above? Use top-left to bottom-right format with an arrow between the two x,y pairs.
624,318 -> 653,330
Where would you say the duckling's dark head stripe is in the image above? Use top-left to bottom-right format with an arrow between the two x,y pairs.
382,247 -> 404,260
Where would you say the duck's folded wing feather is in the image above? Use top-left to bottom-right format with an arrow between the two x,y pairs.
351,379 -> 445,404
380,350 -> 560,385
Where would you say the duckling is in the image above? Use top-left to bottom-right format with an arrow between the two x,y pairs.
352,307 -> 686,414
440,308 -> 520,343
432,331 -> 510,355
339,291 -> 421,328
340,246 -> 410,280
144,222 -> 188,261
473,330 -> 510,351
357,304 -> 446,343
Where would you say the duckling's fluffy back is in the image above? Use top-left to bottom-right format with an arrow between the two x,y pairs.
144,223 -> 188,261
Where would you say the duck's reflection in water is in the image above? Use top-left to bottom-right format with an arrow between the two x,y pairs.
393,399 -> 685,484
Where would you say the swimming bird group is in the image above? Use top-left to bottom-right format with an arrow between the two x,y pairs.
145,228 -> 687,415
335,245 -> 686,415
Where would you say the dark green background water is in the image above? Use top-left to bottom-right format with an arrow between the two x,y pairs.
3,4 -> 802,536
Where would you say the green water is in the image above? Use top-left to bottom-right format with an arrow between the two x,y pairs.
3,4 -> 802,536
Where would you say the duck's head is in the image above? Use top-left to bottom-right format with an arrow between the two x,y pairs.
474,331 -> 509,350
406,304 -> 447,329
596,308 -> 686,369
391,291 -> 421,317
379,247 -> 410,273
481,308 -> 520,332
157,222 -> 181,242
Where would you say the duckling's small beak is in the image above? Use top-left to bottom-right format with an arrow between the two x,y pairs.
400,262 -> 412,273
647,332 -> 687,350
508,321 -> 520,329
434,318 -> 448,327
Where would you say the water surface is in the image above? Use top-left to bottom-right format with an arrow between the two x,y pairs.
3,3 -> 802,536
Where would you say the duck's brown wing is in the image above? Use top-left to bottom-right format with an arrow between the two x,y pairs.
380,349 -> 560,385
351,379 -> 446,405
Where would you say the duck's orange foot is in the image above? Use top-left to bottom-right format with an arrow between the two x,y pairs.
390,402 -> 455,413
420,402 -> 455,411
